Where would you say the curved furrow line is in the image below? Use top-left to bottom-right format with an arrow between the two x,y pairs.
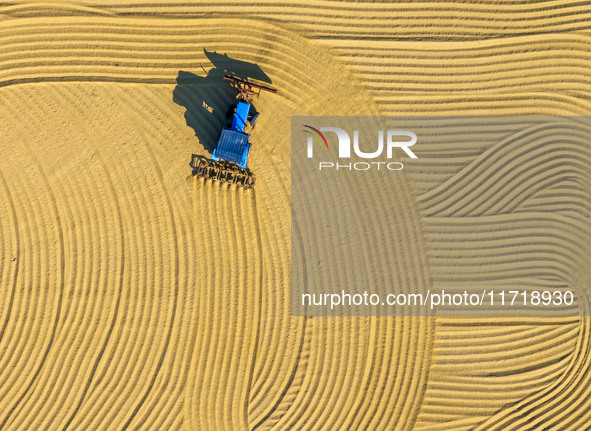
469,157 -> 588,217
319,163 -> 431,430
426,362 -> 568,395
293,147 -> 403,428
5,84 -> 128,430
388,317 -> 433,430
288,144 -> 431,429
377,93 -> 591,116
0,107 -> 51,422
0,89 -> 66,430
0,135 -> 47,398
0,18 -> 342,105
436,319 -> 578,358
18,0 -> 591,15
133,83 -> 199,399
416,321 -> 577,429
57,85 -> 168,430
299,318 -> 366,430
475,318 -> 591,430
362,75 -> 591,95
229,188 -> 262,429
258,223 -> 310,428
118,159 -> 179,429
187,179 -> 218,430
249,157 -> 306,429
419,124 -> 591,216
47,171 -> 107,429
210,184 -> 248,429
428,252 -> 580,284
334,319 -> 378,430
59,0 -> 591,16
425,214 -> 589,271
246,188 -> 291,422
0,20 -> 340,45
493,312 -> 591,428
518,183 -> 591,215
117,84 -> 195,430
374,318 -> 415,430
61,82 -> 184,430
436,324 -> 576,350
346,52 -> 591,70
432,336 -> 575,370
0,91 -> 51,388
0,2 -> 116,17
243,189 -> 265,428
39,85 -> 135,430
221,188 -> 252,427
358,318 -> 406,430
21,166 -> 95,429
182,175 -> 254,429
0,201 -> 7,313
215,184 -> 244,428
343,317 -> 384,430
4,84 -> 104,429
273,318 -> 333,430
245,28 -> 386,429
339,48 -> 591,66
228,186 -> 265,429
13,1 -> 591,40
372,176 -> 433,430
41,84 -> 126,431
436,321 -> 570,339
0,88 -> 69,426
416,124 -> 590,428
564,327 -> 591,431
0,158 -> 20,348
247,156 -> 305,427
16,96 -> 107,430
204,183 -> 233,428
329,34 -> 591,58
286,196 -> 367,427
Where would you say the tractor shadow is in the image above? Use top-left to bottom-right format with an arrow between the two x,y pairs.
173,49 -> 272,154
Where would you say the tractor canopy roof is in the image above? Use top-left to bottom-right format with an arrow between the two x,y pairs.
211,128 -> 251,169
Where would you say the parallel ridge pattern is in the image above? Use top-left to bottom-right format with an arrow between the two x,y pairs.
0,2 -> 589,430
5,1 -> 591,40
415,120 -> 591,430
0,15 -> 434,431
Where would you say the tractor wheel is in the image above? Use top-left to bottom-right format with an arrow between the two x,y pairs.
250,112 -> 260,127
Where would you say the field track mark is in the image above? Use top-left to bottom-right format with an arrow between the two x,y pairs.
250,155 -> 306,429
127,85 -> 193,430
0,95 -> 65,431
0,170 -> 20,346
51,86 -> 127,431
112,87 -> 181,431
244,189 -> 264,428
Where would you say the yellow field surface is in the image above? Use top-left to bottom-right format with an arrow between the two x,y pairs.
0,2 -> 590,430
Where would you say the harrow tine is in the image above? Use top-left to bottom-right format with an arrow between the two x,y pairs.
190,156 -> 255,189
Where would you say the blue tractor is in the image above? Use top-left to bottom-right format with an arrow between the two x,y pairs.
191,75 -> 277,189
